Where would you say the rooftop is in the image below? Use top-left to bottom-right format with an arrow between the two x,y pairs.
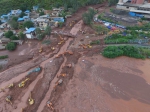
25,27 -> 36,33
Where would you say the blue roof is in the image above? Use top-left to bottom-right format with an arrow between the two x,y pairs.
23,16 -> 29,19
1,15 -> 8,18
25,27 -> 36,33
53,18 -> 64,22
18,18 -> 24,21
25,10 -> 30,13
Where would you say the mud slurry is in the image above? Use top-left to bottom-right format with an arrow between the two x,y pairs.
50,56 -> 150,112
43,52 -> 81,112
23,57 -> 64,112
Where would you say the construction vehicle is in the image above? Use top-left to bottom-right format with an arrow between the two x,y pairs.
60,73 -> 67,77
53,79 -> 63,88
27,67 -> 41,76
58,40 -> 64,45
39,46 -> 43,53
18,78 -> 29,88
87,44 -> 92,48
66,64 -> 72,68
70,21 -> 75,27
7,83 -> 14,89
58,34 -> 64,41
79,44 -> 87,49
28,92 -> 34,105
5,95 -> 12,105
51,47 -> 55,51
63,51 -> 73,55
47,101 -> 54,110
56,51 -> 73,58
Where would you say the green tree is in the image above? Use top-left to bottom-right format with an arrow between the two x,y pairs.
19,12 -> 26,18
37,33 -> 45,40
35,28 -> 41,35
44,26 -> 51,37
12,16 -> 18,21
18,32 -> 25,40
5,30 -> 13,38
23,21 -> 34,28
10,35 -> 18,40
6,42 -> 16,51
39,11 -> 45,16
82,8 -> 96,25
9,20 -> 19,29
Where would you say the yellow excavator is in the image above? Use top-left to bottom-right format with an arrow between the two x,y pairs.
18,78 -> 29,88
39,46 -> 43,53
28,92 -> 34,105
5,95 -> 12,105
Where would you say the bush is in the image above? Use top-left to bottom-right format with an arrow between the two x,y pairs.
6,42 -> 17,51
102,45 -> 145,59
18,32 -> 25,40
0,55 -> 8,59
5,30 -> 13,38
10,35 -> 19,40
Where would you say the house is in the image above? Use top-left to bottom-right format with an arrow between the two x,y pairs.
17,18 -> 24,22
25,27 -> 36,39
0,15 -> 9,23
49,21 -> 58,27
52,7 -> 64,12
11,9 -> 22,16
39,15 -> 50,19
33,5 -> 39,11
0,32 -> 4,39
35,18 -> 49,30
50,17 -> 64,22
17,16 -> 30,22
23,16 -> 30,21
24,10 -> 30,16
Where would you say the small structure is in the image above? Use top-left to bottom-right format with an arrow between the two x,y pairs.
25,27 -> 36,39
11,9 -> 22,16
39,15 -> 50,19
0,37 -> 10,44
33,5 -> 39,11
35,18 -> 49,30
50,17 -> 64,22
24,10 -> 30,16
0,15 -> 9,23
11,40 -> 23,45
0,32 -> 4,38
17,18 -> 24,22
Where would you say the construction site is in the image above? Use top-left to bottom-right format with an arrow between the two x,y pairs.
1,3 -> 150,112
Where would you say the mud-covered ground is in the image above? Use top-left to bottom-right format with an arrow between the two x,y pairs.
1,3 -> 150,112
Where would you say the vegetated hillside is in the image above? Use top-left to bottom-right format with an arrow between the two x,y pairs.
0,0 -> 112,16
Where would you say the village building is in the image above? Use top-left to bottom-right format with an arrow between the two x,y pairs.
35,18 -> 49,30
33,5 -> 39,11
10,9 -> 22,16
25,27 -> 36,39
117,0 -> 150,18
0,37 -> 10,44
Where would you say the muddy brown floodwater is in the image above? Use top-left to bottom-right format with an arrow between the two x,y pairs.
54,55 -> 150,112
